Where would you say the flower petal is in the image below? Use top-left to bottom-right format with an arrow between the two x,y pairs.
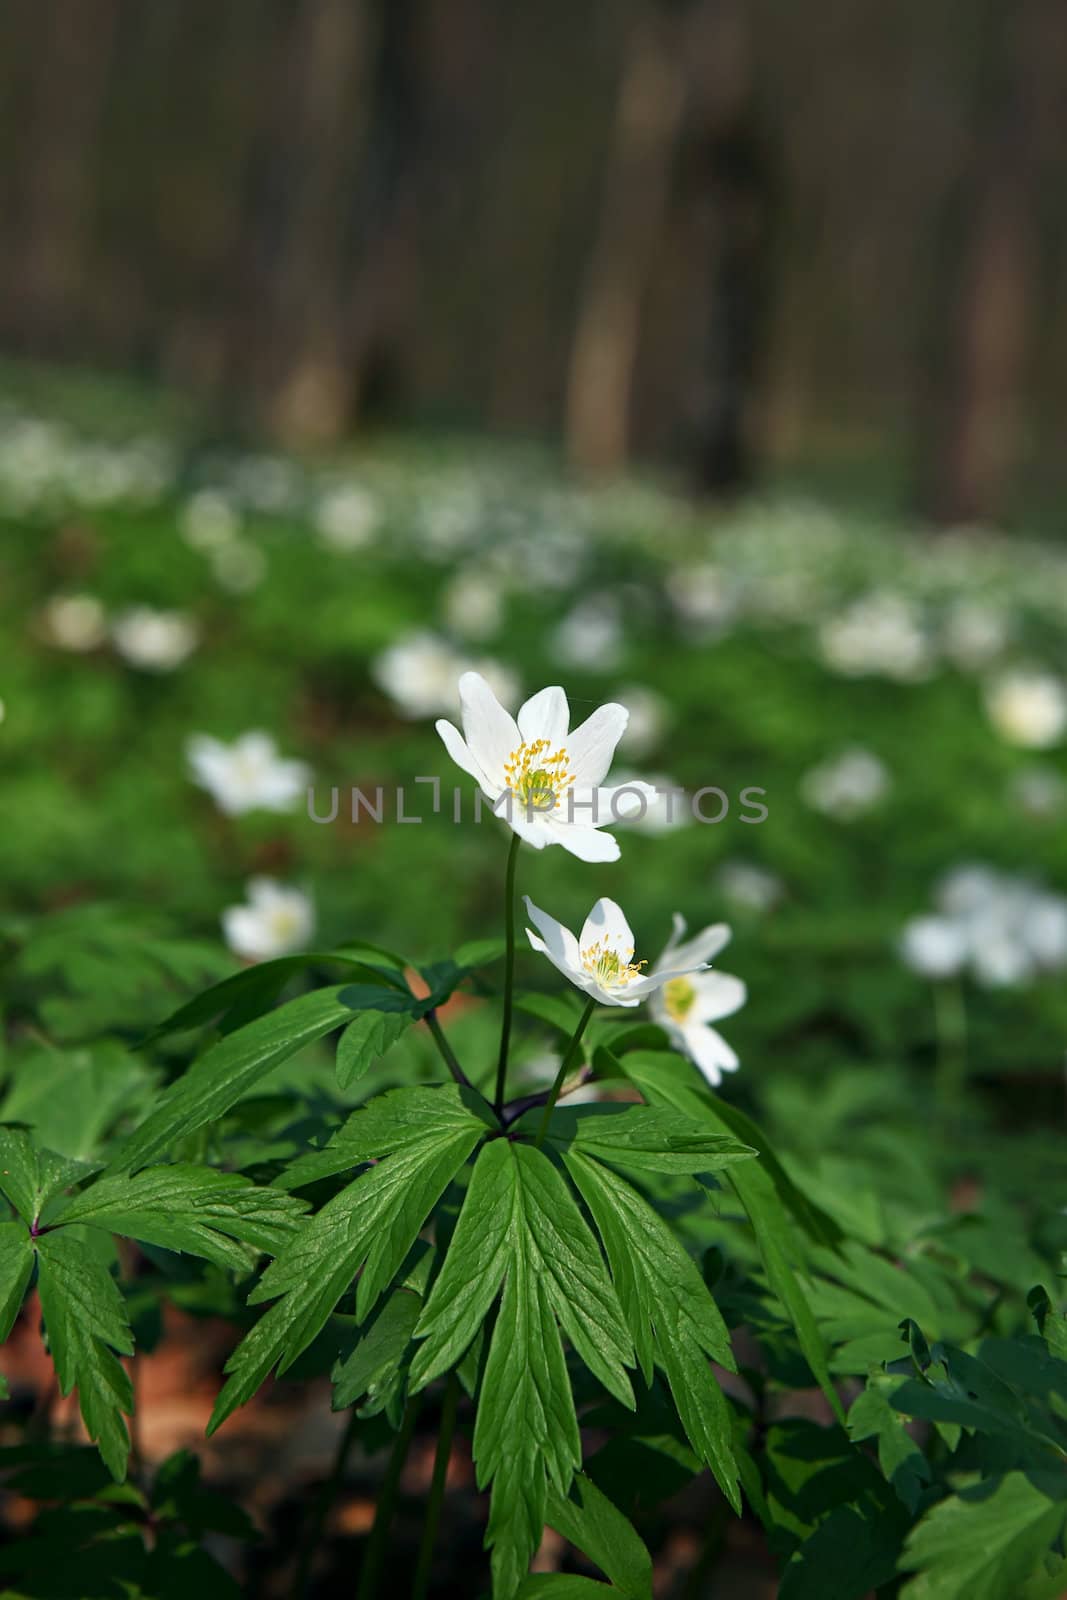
517,685 -> 570,747
691,971 -> 747,1023
626,961 -> 710,998
579,897 -> 635,958
436,718 -> 495,793
657,921 -> 732,973
523,896 -> 582,975
458,670 -> 520,786
681,1023 -> 739,1086
567,702 -> 629,787
545,821 -> 621,863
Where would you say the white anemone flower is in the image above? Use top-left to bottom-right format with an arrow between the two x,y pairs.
111,607 -> 199,672
524,896 -> 709,1008
984,669 -> 1067,749
648,916 -> 746,1086
39,593 -> 107,653
436,673 -> 653,861
187,731 -> 309,816
222,878 -> 314,962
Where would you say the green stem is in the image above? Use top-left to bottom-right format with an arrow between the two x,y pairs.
533,998 -> 597,1149
292,1407 -> 360,1600
424,1011 -> 473,1091
493,832 -> 522,1112
932,977 -> 967,1114
356,1397 -> 420,1600
411,1375 -> 460,1600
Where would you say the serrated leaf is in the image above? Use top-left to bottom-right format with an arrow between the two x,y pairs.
52,1166 -> 308,1273
615,1051 -> 843,1423
411,1139 -> 635,1594
335,1007 -> 415,1090
138,947 -> 410,1046
546,1473 -> 652,1598
900,1473 -> 1067,1600
543,1105 -> 755,1175
208,1086 -> 487,1432
563,1149 -> 740,1512
0,1221 -> 34,1339
331,1287 -> 421,1413
0,1128 -> 96,1224
277,1083 -> 496,1192
34,1231 -> 134,1481
111,987 -> 363,1173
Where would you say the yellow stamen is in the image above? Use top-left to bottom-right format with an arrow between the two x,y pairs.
503,739 -> 576,813
663,977 -> 697,1019
580,938 -> 646,990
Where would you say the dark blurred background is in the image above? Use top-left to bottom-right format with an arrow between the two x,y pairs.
3,0 -> 1067,523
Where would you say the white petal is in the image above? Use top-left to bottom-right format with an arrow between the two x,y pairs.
658,922 -> 732,973
436,718 -> 496,793
596,781 -> 659,822
626,960 -> 710,998
517,685 -> 570,747
691,970 -> 747,1022
546,821 -> 621,863
458,671 -> 520,786
567,703 -> 629,787
682,1024 -> 740,1087
580,897 -> 635,957
523,896 -> 582,975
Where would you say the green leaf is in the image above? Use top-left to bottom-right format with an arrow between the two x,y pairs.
332,1287 -> 422,1413
546,1474 -> 653,1599
0,1128 -> 96,1224
335,1005 -> 417,1090
0,1041 -> 150,1161
847,1375 -> 931,1513
277,1083 -> 496,1192
543,1105 -> 756,1175
516,1579 -> 615,1599
0,1221 -> 34,1339
516,992 -> 588,1037
111,986 -> 363,1173
900,1473 -> 1067,1600
208,1086 -> 487,1433
138,948 -> 410,1046
411,1140 -> 635,1595
615,1052 -> 843,1423
52,1166 -> 308,1273
563,1149 -> 740,1512
34,1231 -> 134,1481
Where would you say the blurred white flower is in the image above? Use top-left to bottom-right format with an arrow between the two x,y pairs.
187,731 -> 309,816
899,916 -> 967,980
438,675 -> 651,861
551,597 -> 623,672
222,878 -> 314,962
903,864 -> 1067,988
372,631 -> 469,719
819,593 -> 933,682
39,593 -> 107,653
715,860 -> 784,914
941,599 -> 1010,671
985,670 -> 1067,749
111,607 -> 199,672
524,895 -> 708,1008
616,684 -> 668,757
801,747 -> 890,820
442,570 -> 503,641
210,539 -> 267,595
315,484 -> 380,550
666,564 -> 737,633
649,916 -> 746,1086
179,490 -> 241,551
1009,766 -> 1065,819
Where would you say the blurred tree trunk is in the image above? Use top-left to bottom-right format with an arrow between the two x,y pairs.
919,0 -> 1053,524
564,3 -> 687,476
9,0 -> 120,352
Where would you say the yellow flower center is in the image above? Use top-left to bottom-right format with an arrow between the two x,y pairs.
662,977 -> 697,1019
581,938 -> 646,991
503,739 -> 575,813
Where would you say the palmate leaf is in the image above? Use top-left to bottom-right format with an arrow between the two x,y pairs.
542,1473 -> 653,1599
562,1148 -> 741,1513
411,1139 -> 635,1596
543,1104 -> 756,1176
110,986 -> 368,1173
53,1166 -> 308,1273
0,1127 -> 97,1225
34,1230 -> 135,1482
209,1086 -> 489,1432
0,1221 -> 34,1339
616,1050 -> 844,1422
900,1471 -> 1067,1600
